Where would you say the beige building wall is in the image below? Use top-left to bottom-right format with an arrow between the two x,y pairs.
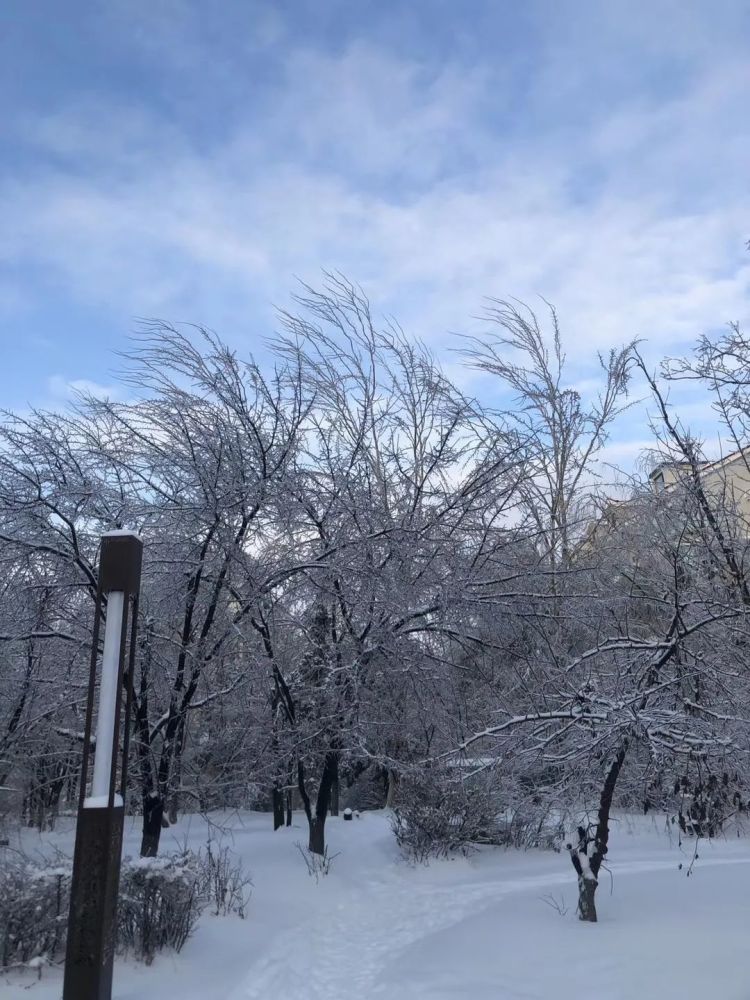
650,451 -> 750,524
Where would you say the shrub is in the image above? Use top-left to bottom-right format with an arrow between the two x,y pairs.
391,766 -> 568,861
0,841 -> 251,972
197,840 -> 252,917
0,859 -> 69,969
296,842 -> 339,881
391,766 -> 503,862
495,805 -> 566,850
670,771 -> 746,838
118,852 -> 205,964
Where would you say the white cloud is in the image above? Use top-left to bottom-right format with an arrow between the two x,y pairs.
47,375 -> 122,401
2,4 -> 749,449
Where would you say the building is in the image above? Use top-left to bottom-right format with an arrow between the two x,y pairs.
648,449 -> 750,524
578,447 -> 750,558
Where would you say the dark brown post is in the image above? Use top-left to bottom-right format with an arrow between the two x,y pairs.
63,532 -> 143,1000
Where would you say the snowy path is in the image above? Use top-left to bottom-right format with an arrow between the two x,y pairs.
233,867 -> 528,999
231,849 -> 750,1000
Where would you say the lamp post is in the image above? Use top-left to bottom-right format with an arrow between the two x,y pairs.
63,531 -> 142,1000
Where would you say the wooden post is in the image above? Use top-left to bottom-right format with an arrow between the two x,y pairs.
63,532 -> 142,1000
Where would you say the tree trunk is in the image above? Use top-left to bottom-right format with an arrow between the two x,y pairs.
168,716 -> 187,826
299,752 -> 338,855
330,764 -> 340,817
285,789 -> 292,826
272,786 -> 285,830
577,872 -> 598,922
140,793 -> 165,857
309,817 -> 325,855
134,625 -> 165,856
568,742 -> 628,923
569,832 -> 601,922
385,769 -> 399,808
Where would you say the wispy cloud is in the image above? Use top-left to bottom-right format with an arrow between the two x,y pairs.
1,0 -> 748,432
46,375 -> 123,402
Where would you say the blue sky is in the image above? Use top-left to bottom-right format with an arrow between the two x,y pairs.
1,0 -> 749,464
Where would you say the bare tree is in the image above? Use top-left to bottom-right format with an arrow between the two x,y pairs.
463,301 -> 635,573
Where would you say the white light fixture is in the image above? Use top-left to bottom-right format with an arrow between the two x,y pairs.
88,591 -> 125,804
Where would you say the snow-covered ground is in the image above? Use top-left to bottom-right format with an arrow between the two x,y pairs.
3,809 -> 750,999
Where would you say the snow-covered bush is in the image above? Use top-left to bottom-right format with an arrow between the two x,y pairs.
0,859 -> 69,969
494,805 -> 566,850
391,767 -> 504,862
118,852 -> 205,963
0,845 -> 249,971
392,765 -> 566,861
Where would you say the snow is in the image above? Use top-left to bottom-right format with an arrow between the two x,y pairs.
101,530 -> 142,540
28,866 -> 70,880
2,810 -> 750,999
83,793 -> 123,808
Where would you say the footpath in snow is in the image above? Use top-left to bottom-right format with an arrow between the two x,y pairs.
3,809 -> 750,1000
